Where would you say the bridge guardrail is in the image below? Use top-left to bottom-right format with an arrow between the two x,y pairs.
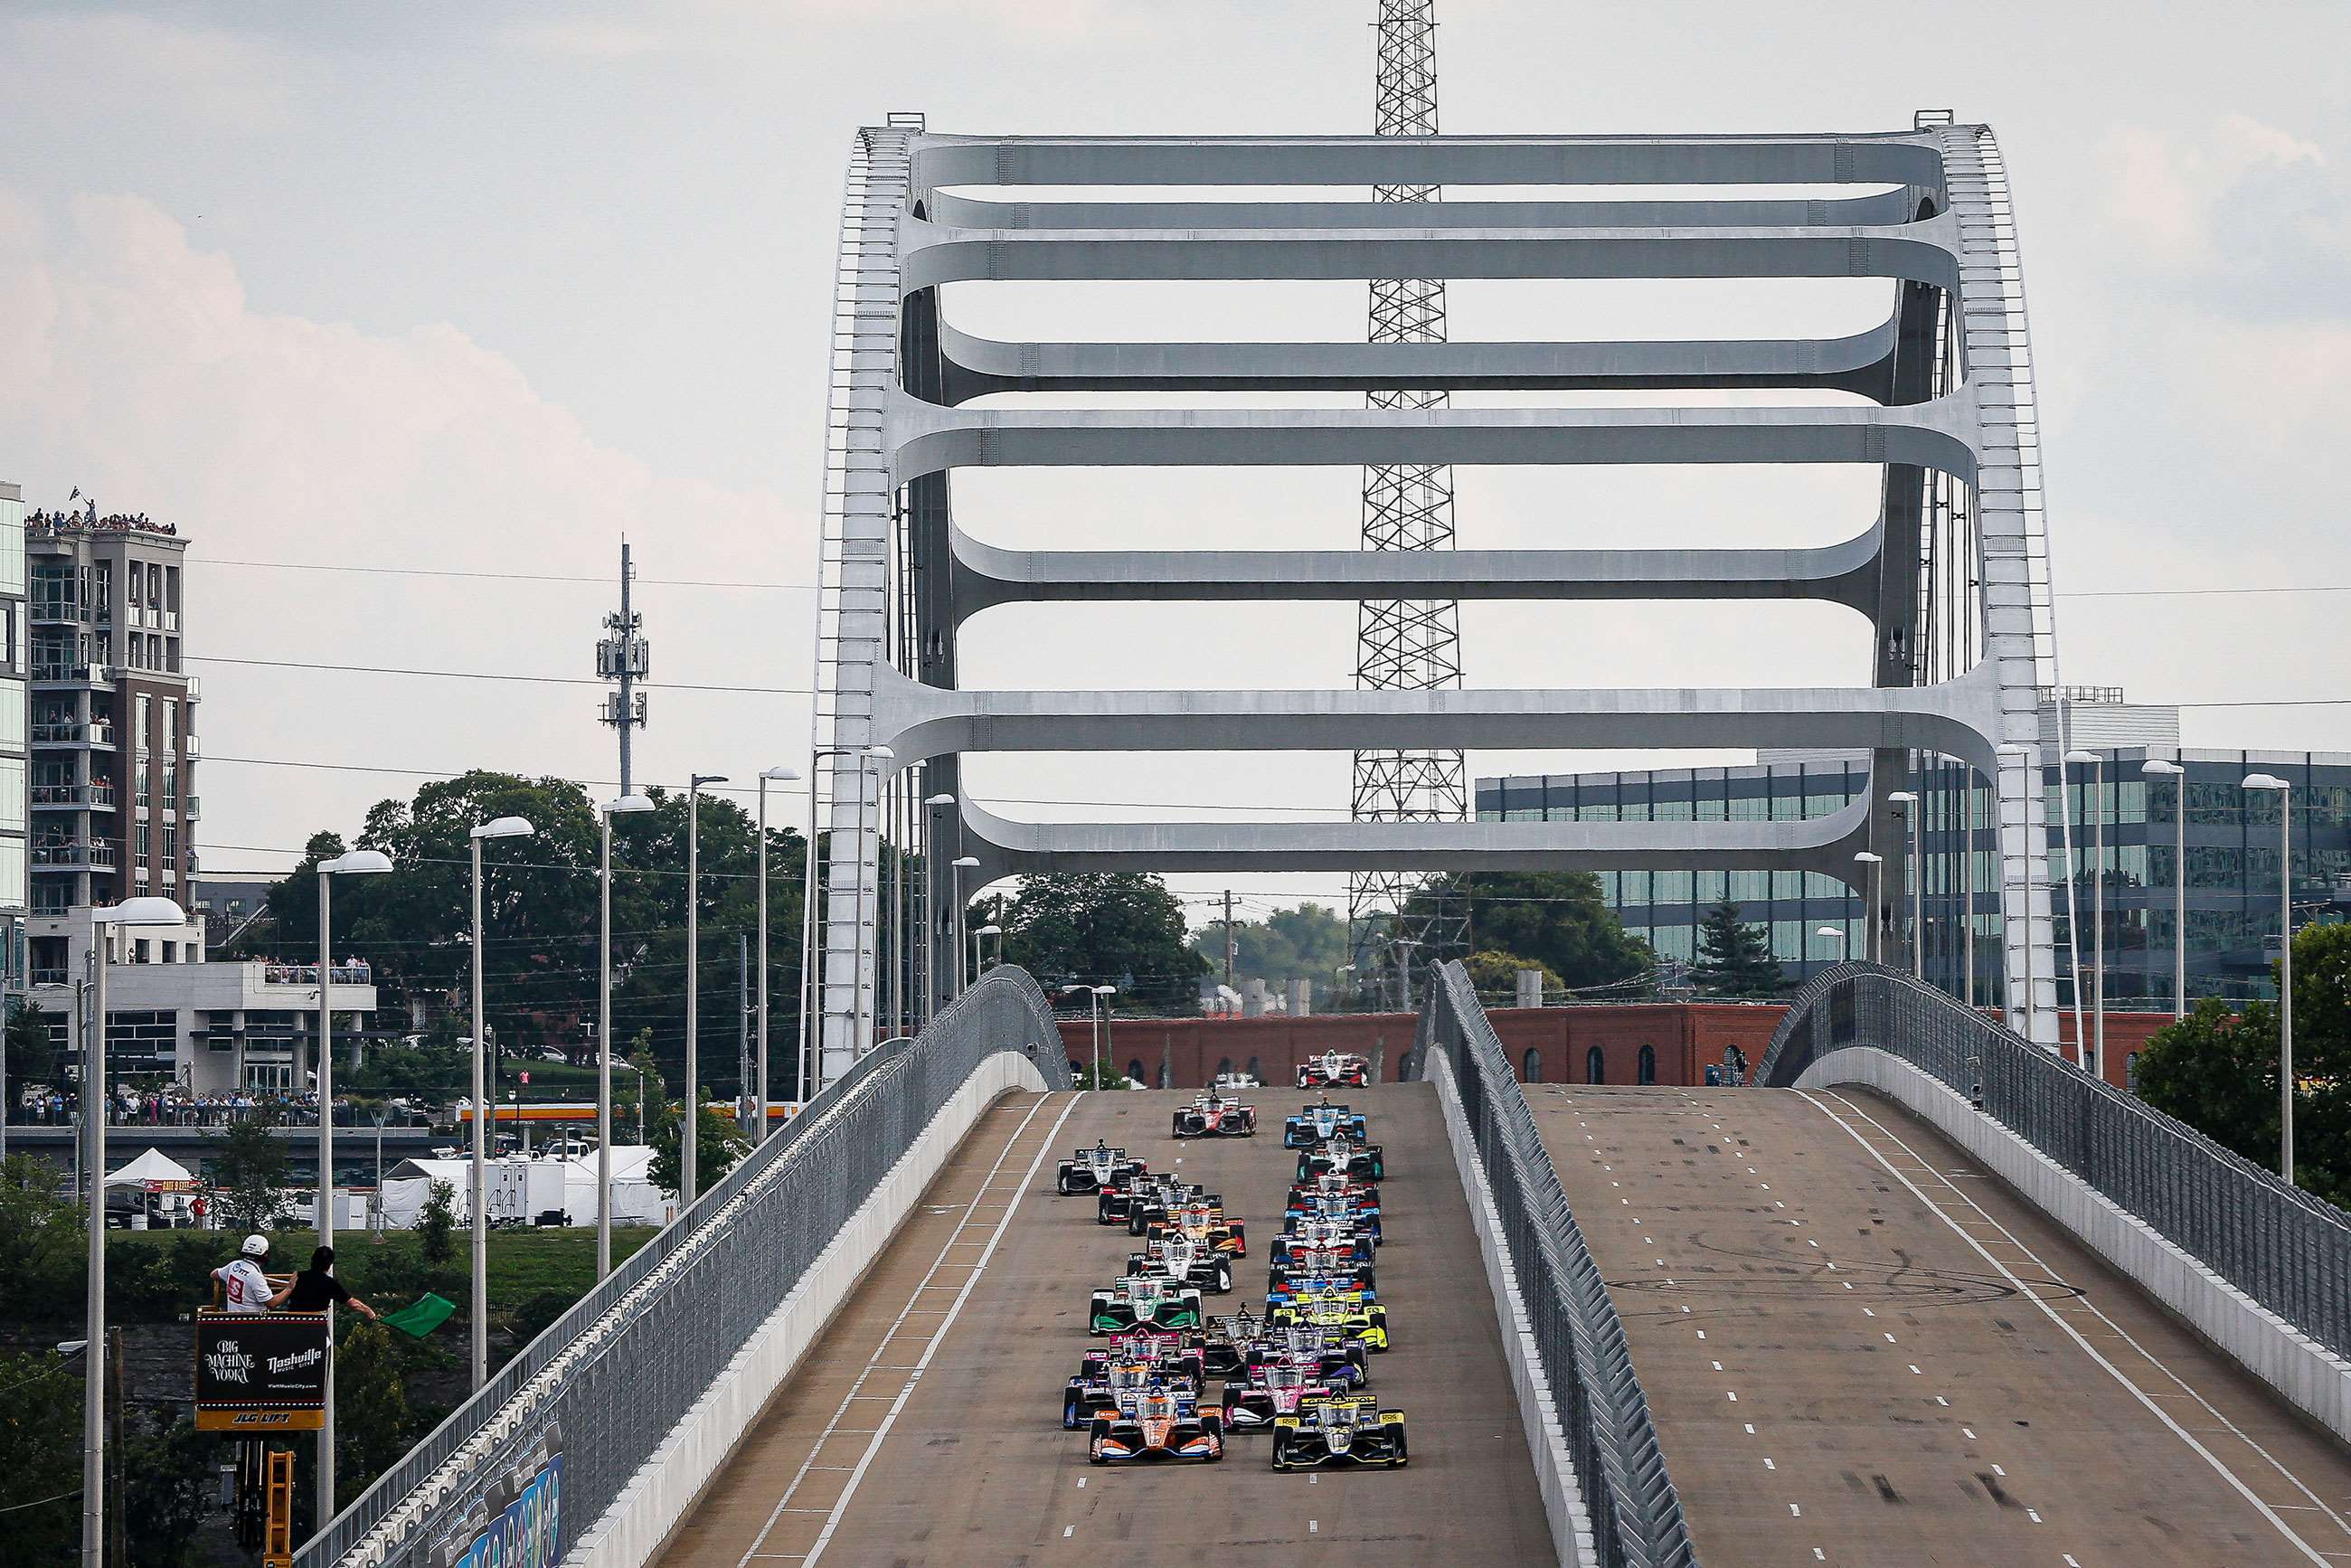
1761,961 -> 2351,1363
302,968 -> 1071,1568
1411,960 -> 1698,1568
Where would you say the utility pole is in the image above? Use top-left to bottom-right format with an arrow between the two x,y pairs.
598,539 -> 648,793
1223,891 -> 1237,1002
736,933 -> 751,1133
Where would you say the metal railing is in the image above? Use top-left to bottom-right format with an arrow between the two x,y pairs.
1760,961 -> 2351,1361
300,967 -> 1069,1568
1411,960 -> 1698,1568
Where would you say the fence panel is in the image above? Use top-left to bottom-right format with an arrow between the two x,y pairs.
1759,960 -> 2351,1363
302,969 -> 1069,1568
1411,961 -> 1699,1568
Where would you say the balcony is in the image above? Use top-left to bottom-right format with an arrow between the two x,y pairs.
31,721 -> 116,748
33,842 -> 117,869
33,662 -> 116,688
30,595 -> 83,625
32,782 -> 116,809
30,968 -> 68,987
184,733 -> 199,758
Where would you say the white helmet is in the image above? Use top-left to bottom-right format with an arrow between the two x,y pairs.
241,1234 -> 269,1258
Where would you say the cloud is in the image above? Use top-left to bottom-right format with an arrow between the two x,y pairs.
0,191 -> 806,864
506,20 -> 673,60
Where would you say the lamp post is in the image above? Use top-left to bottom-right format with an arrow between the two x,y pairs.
2244,772 -> 2293,1182
950,858 -> 980,998
467,815 -> 533,1391
1997,741 -> 2040,1044
754,767 -> 799,1145
2142,758 -> 2187,1020
1094,986 -> 1117,1085
975,923 -> 1002,978
314,850 -> 390,1523
82,895 -> 186,1568
2065,750 -> 2104,1078
1853,852 -> 1884,964
1815,924 -> 1846,968
923,794 -> 956,1026
596,794 -> 653,1278
1886,789 -> 1921,978
681,775 -> 728,1207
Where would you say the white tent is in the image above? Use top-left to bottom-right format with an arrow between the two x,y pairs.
106,1148 -> 194,1187
379,1157 -> 475,1229
378,1150 -> 672,1229
560,1147 -> 668,1227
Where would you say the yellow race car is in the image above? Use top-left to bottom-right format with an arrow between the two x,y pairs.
1267,1287 -> 1388,1354
1271,1393 -> 1408,1469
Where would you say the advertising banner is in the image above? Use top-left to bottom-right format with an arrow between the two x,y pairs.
439,1448 -> 562,1568
193,1310 -> 330,1432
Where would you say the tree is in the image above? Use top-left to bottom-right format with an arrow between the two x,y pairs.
120,1412 -> 212,1568
1398,872 -> 1649,993
0,1152 -> 80,1303
416,1179 -> 457,1266
334,1320 -> 411,1510
1187,902 -> 1348,993
4,999 -> 52,1100
651,1098 -> 747,1202
2137,923 -> 2351,1206
998,873 -> 1208,1015
208,1112 -> 291,1233
1692,899 -> 1788,997
0,1348 -> 79,1546
1462,950 -> 1562,1004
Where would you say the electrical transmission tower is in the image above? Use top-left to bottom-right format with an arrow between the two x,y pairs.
1350,0 -> 1468,1006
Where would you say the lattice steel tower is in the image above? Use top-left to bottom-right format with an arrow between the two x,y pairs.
1351,0 -> 1468,1001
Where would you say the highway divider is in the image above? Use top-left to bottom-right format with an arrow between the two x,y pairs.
1762,961 -> 2351,1446
1409,961 -> 1699,1568
301,969 -> 1072,1568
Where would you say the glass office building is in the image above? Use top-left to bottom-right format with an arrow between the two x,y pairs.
1478,711 -> 2351,1008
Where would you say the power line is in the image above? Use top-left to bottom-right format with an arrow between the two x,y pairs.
196,558 -> 814,590
186,655 -> 809,695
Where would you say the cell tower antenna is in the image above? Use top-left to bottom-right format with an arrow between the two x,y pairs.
597,537 -> 648,791
1351,0 -> 1468,998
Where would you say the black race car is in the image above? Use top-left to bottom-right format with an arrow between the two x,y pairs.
1270,1393 -> 1407,1469
1058,1141 -> 1147,1196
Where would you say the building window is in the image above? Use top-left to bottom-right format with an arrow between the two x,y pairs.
1523,1048 -> 1543,1082
1246,1057 -> 1260,1082
162,823 -> 178,870
1125,1059 -> 1144,1085
2126,1052 -> 2140,1092
1638,1044 -> 1657,1085
1585,1045 -> 1605,1084
135,821 -> 150,867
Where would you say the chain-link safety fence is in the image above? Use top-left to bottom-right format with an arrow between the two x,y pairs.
1760,960 -> 2351,1362
1409,960 -> 1699,1568
299,968 -> 1071,1568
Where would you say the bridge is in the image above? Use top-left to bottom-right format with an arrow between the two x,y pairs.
294,118 -> 2351,1568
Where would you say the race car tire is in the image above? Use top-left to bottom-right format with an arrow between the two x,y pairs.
1213,1261 -> 1233,1293
1270,1435 -> 1289,1469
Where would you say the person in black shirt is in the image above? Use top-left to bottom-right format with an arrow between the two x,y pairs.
271,1245 -> 381,1321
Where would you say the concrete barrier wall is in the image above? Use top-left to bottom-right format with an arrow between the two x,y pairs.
1425,1047 -> 1597,1568
1798,1047 -> 2351,1446
563,1053 -> 1050,1568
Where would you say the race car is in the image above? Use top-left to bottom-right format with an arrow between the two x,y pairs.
1057,1141 -> 1147,1196
1224,1361 -> 1351,1432
1125,1233 -> 1236,1295
1270,1393 -> 1408,1469
1094,1167 -> 1165,1227
1213,1071 -> 1260,1093
1124,1176 -> 1212,1236
1197,1310 -> 1269,1376
1268,1287 -> 1389,1354
1090,1273 -> 1205,1336
1272,1218 -> 1375,1270
1147,1201 -> 1248,1259
1283,1178 -> 1382,1242
1269,1250 -> 1375,1297
1298,1052 -> 1370,1091
1064,1356 -> 1200,1431
1246,1324 -> 1369,1388
1267,1270 -> 1377,1311
1172,1092 -> 1258,1138
1088,1387 -> 1224,1466
1083,1328 -> 1209,1388
1295,1136 -> 1384,1184
1283,1100 -> 1370,1148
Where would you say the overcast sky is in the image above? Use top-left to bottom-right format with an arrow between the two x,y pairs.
3,1 -> 2346,930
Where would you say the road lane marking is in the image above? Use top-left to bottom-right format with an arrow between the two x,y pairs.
1799,1089 -> 2339,1566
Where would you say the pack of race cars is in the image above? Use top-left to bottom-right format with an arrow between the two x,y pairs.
1053,1085 -> 1409,1472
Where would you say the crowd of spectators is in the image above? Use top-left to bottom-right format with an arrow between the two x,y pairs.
261,959 -> 373,986
8,1087 -> 388,1128
25,499 -> 179,537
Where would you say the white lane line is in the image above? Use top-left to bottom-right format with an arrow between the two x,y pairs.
732,1093 -> 1066,1568
1798,1089 -> 2338,1566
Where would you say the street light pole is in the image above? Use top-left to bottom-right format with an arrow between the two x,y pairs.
1095,986 -> 1117,1086
1998,741 -> 2040,1044
314,850 -> 389,1525
82,897 -> 184,1568
950,858 -> 980,999
755,768 -> 798,1144
2143,758 -> 2187,1019
1887,789 -> 1920,979
2245,772 -> 2293,1181
683,775 -> 727,1206
467,817 -> 533,1391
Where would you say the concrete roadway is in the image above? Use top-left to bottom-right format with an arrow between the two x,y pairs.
657,1083 -> 1551,1566
1536,1082 -> 2351,1566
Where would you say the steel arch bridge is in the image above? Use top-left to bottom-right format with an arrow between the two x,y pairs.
807,112 -> 2069,1085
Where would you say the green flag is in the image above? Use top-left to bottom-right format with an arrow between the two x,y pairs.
379,1292 -> 457,1340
